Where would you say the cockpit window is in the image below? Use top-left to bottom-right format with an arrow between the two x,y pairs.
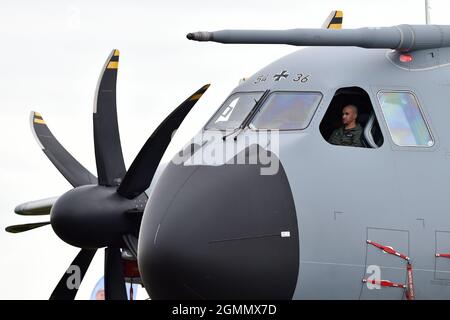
205,92 -> 263,130
249,92 -> 322,130
378,91 -> 433,147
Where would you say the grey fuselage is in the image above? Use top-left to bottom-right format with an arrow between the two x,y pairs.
138,45 -> 450,299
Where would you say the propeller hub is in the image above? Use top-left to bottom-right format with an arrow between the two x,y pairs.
50,185 -> 140,249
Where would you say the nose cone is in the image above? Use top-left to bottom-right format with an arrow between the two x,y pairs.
138,146 -> 299,299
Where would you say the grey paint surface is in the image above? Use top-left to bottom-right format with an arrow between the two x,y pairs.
158,45 -> 450,299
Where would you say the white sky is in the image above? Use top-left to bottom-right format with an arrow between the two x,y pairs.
0,0 -> 448,300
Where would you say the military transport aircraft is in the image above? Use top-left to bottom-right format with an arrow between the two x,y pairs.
7,7 -> 450,299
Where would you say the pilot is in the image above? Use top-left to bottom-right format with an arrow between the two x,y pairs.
328,104 -> 364,147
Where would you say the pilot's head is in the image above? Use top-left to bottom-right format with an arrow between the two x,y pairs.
342,104 -> 358,126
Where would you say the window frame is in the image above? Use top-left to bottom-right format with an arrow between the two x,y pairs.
248,90 -> 323,132
203,90 -> 265,132
377,90 -> 434,148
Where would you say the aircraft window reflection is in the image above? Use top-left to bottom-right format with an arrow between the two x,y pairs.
250,92 -> 322,130
205,92 -> 263,130
378,92 -> 433,147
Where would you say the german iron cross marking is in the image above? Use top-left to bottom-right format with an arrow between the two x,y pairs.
273,70 -> 289,81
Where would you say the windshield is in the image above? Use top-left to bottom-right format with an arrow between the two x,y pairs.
249,92 -> 322,130
205,92 -> 263,130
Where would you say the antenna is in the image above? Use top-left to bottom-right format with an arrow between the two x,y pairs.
425,0 -> 431,25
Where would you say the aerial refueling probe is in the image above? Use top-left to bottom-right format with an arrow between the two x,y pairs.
187,24 -> 450,52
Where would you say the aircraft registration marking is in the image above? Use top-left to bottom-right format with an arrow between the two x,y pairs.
253,72 -> 311,84
293,73 -> 310,83
273,70 -> 289,81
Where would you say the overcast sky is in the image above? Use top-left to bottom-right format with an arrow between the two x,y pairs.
0,0 -> 448,300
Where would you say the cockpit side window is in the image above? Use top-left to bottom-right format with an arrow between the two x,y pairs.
249,92 -> 322,130
205,92 -> 263,131
320,87 -> 384,148
378,91 -> 433,147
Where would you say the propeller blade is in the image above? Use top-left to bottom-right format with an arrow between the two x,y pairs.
104,247 -> 127,300
50,249 -> 97,300
14,196 -> 57,216
30,111 -> 97,187
117,84 -> 210,199
93,49 -> 126,186
5,221 -> 50,233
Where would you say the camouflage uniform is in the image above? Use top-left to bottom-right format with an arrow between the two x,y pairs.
328,123 -> 364,147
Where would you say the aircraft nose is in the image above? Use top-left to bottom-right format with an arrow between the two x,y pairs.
138,145 -> 299,299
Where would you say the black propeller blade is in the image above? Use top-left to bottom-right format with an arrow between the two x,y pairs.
14,197 -> 57,216
117,84 -> 210,199
30,111 -> 97,187
50,249 -> 97,300
105,248 -> 127,300
93,49 -> 127,186
5,221 -> 50,233
13,49 -> 210,300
